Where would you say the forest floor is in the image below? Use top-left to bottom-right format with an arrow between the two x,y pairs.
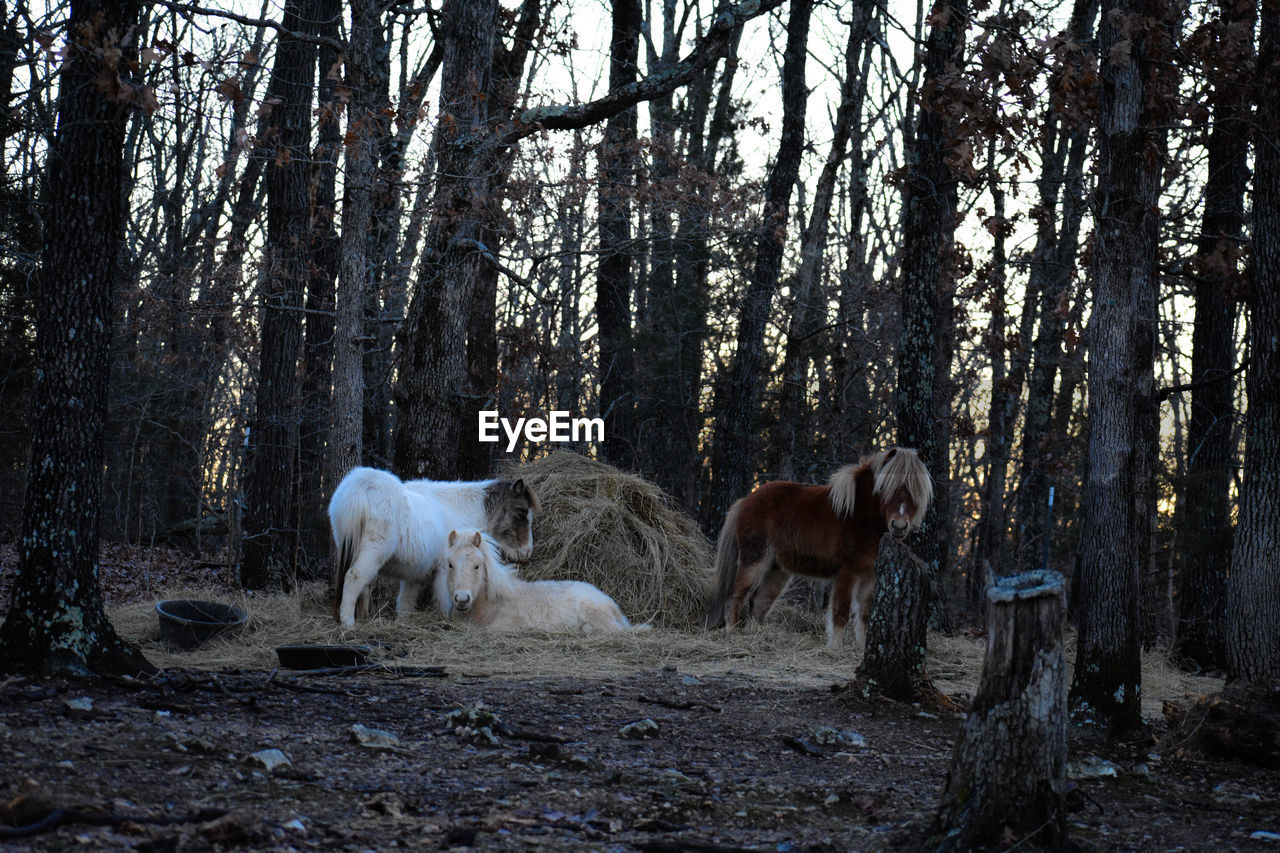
1,545 -> 1278,851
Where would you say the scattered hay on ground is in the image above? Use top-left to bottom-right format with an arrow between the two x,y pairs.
109,586 -> 1224,716
109,583 -> 862,683
503,452 -> 713,628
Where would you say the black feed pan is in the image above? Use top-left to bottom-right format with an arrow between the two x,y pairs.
156,599 -> 247,650
276,644 -> 371,670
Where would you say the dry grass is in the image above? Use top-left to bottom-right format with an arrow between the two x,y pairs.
110,584 -> 1223,719
501,452 -> 714,628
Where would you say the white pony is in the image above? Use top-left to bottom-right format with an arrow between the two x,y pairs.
437,529 -> 636,633
329,467 -> 540,627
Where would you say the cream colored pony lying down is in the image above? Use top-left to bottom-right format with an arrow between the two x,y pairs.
436,529 -> 638,632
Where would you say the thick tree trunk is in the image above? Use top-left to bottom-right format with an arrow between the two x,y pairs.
856,534 -> 932,701
456,0 -> 540,478
1174,0 -> 1252,671
0,0 -> 153,676
933,570 -> 1069,850
240,0 -> 318,590
393,0 -> 498,480
1225,2 -> 1280,683
596,0 -> 642,470
702,0 -> 812,531
893,0 -> 966,647
1070,0 -> 1178,732
299,0 -> 342,571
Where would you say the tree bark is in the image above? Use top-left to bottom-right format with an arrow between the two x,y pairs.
298,0 -> 342,571
856,534 -> 932,701
240,0 -> 318,590
393,0 -> 498,480
1070,0 -> 1179,732
330,0 -> 381,491
1173,0 -> 1252,671
1224,0 -> 1280,684
595,0 -> 643,470
634,0 -> 682,491
0,0 -> 153,676
893,0 -> 967,642
702,0 -> 813,531
933,570 -> 1068,850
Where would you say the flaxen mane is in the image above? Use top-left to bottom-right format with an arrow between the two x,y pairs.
826,463 -> 861,518
871,447 -> 932,526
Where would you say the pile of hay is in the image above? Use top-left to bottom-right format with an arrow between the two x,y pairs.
504,452 -> 713,628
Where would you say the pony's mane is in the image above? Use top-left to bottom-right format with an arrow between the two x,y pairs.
826,463 -> 861,519
463,529 -> 518,604
871,447 -> 933,525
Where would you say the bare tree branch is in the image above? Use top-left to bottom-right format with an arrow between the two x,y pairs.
505,0 -> 785,140
151,0 -> 348,52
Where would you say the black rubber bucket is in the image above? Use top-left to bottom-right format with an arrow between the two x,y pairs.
276,644 -> 371,670
155,599 -> 248,650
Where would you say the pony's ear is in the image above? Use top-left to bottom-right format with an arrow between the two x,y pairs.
884,447 -> 898,462
471,530 -> 482,547
448,530 -> 458,546
511,478 -> 526,495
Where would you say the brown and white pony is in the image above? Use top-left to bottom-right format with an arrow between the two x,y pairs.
329,467 -> 540,626
437,529 -> 636,633
704,448 -> 933,648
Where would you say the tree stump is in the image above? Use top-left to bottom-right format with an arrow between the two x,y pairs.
933,570 -> 1068,851
857,533 -> 933,701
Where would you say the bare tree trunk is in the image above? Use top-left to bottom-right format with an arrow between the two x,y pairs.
457,0 -> 541,478
832,25 -> 878,461
359,20 -> 400,470
702,0 -> 813,531
1070,0 -> 1179,732
596,0 -> 643,470
240,0 -> 318,590
893,0 -> 967,647
331,0 -> 382,491
0,0 -> 153,676
1174,0 -> 1252,671
1225,2 -> 1280,684
634,0 -> 681,491
393,0 -> 498,480
298,0 -> 342,572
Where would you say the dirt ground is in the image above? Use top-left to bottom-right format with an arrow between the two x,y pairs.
2,547 -> 1279,851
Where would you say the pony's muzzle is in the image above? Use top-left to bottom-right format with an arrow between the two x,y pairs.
889,518 -> 910,538
453,590 -> 473,613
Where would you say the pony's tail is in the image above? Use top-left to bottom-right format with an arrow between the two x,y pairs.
328,469 -> 371,621
704,501 -> 742,629
332,531 -> 357,621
